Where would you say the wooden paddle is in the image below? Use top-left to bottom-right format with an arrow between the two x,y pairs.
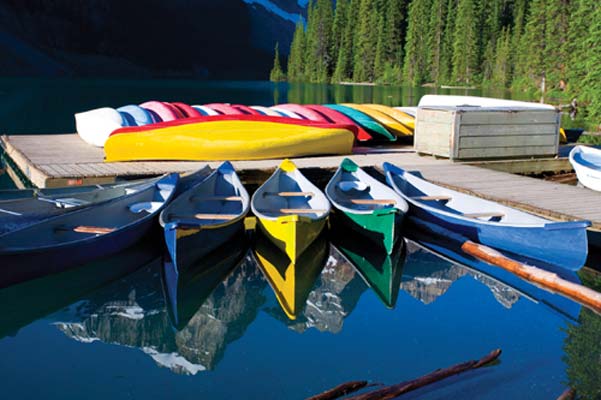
191,195 -> 242,202
410,217 -> 601,314
348,199 -> 397,205
264,191 -> 315,197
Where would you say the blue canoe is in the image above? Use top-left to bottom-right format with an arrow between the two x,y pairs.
160,161 -> 249,272
0,166 -> 211,236
0,173 -> 179,288
383,162 -> 590,271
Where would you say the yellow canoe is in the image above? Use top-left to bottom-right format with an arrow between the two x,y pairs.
104,120 -> 355,162
342,103 -> 413,137
253,230 -> 328,319
251,159 -> 330,261
361,104 -> 415,131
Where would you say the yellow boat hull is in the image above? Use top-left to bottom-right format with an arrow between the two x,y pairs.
257,215 -> 326,261
362,104 -> 415,131
343,104 -> 413,136
104,120 -> 355,162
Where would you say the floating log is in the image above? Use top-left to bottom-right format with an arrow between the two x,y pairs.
306,381 -> 371,400
346,349 -> 501,400
462,241 -> 601,314
556,388 -> 575,400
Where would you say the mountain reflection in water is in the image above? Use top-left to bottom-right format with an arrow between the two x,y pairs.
10,237 -> 553,376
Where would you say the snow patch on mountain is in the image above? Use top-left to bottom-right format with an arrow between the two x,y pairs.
243,0 -> 303,24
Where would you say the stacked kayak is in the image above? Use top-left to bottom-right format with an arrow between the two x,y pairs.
75,101 -> 416,149
105,116 -> 356,162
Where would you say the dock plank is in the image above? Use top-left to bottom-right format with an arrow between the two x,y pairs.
2,133 -> 601,230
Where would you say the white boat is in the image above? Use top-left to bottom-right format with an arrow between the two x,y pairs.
569,145 -> 601,192
75,107 -> 128,147
417,95 -> 556,110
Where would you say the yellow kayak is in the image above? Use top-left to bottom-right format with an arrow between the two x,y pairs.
253,229 -> 328,319
104,120 -> 355,162
342,103 -> 413,137
361,104 -> 415,131
251,159 -> 330,261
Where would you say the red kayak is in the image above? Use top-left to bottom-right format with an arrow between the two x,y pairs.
232,104 -> 262,115
140,101 -> 182,121
110,114 -> 359,141
275,103 -> 330,122
304,105 -> 373,142
171,102 -> 202,118
205,103 -> 245,115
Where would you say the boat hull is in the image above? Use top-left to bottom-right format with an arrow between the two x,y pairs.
106,120 -> 355,161
324,104 -> 395,141
163,220 -> 245,273
569,146 -> 601,191
331,208 -> 401,255
257,215 -> 326,261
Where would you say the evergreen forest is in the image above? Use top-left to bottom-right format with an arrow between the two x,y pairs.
269,0 -> 601,124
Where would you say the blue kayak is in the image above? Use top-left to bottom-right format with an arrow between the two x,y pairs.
0,173 -> 179,288
383,162 -> 590,271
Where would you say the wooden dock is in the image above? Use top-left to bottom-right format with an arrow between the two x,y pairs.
1,133 -> 600,232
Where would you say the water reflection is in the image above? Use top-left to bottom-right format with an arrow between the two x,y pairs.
252,230 -> 328,320
332,230 -> 405,308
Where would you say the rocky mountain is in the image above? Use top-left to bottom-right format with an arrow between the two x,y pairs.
55,257 -> 267,375
0,0 -> 307,78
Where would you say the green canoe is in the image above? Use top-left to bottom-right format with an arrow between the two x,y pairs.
326,158 -> 408,254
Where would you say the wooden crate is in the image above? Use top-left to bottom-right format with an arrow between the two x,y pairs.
414,106 -> 561,160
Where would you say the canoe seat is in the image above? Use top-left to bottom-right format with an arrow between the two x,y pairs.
170,213 -> 239,221
411,195 -> 452,202
263,191 -> 314,198
346,199 -> 396,206
190,195 -> 243,202
38,196 -> 90,208
129,201 -> 162,214
463,212 -> 505,220
258,208 -> 327,214
56,225 -> 116,234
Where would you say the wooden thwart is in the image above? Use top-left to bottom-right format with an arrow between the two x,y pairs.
191,195 -> 242,202
58,225 -> 116,234
463,212 -> 505,219
264,191 -> 315,197
171,213 -> 240,220
349,199 -> 397,205
412,195 -> 452,201
258,208 -> 327,214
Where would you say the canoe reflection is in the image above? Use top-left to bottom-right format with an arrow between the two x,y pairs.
252,229 -> 328,320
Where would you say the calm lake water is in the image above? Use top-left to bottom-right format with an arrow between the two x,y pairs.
0,79 -> 600,399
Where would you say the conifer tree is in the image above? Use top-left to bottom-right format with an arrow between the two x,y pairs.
402,0 -> 432,85
287,20 -> 306,82
491,27 -> 512,87
330,0 -> 348,68
304,0 -> 334,82
269,42 -> 286,82
479,0 -> 502,83
353,0 -> 379,82
439,0 -> 456,83
565,0 -> 596,94
428,0 -> 446,84
332,0 -> 358,82
516,0 -> 547,88
582,4 -> 601,121
374,13 -> 387,80
383,0 -> 405,66
451,0 -> 478,84
544,0 -> 570,87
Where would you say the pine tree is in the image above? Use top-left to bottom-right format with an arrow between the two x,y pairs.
402,0 -> 432,85
330,0 -> 348,68
565,0 -> 596,94
439,0 -> 456,83
332,0 -> 358,82
374,14 -> 387,80
428,0 -> 446,84
269,42 -> 286,82
383,0 -> 405,67
515,0 -> 547,89
491,27 -> 512,87
353,0 -> 379,82
479,0 -> 502,83
287,21 -> 306,82
451,0 -> 478,84
544,0 -> 571,88
304,0 -> 334,82
582,4 -> 601,122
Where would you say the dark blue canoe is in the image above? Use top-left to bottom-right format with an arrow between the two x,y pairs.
0,173 -> 179,288
383,162 -> 590,271
160,162 -> 249,273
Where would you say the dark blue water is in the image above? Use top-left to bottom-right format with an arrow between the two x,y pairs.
0,79 -> 599,399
